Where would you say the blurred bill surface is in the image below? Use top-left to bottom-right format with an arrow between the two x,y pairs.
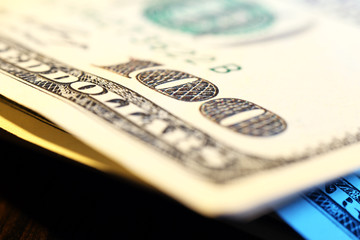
1,0 -> 360,217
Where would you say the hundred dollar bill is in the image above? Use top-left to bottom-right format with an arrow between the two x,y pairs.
278,170 -> 360,240
1,0 -> 360,217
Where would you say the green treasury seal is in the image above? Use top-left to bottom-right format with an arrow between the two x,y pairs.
144,0 -> 275,35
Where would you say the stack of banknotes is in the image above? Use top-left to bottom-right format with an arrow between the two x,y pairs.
1,0 -> 360,238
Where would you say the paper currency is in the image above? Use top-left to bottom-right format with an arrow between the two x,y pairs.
1,0 -> 360,217
278,171 -> 360,240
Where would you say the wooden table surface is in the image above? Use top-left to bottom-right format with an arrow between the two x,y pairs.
0,129 -> 302,240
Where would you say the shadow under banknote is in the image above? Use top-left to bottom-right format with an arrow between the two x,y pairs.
0,129 -> 301,240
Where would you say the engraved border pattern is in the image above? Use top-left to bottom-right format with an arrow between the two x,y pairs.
305,189 -> 360,239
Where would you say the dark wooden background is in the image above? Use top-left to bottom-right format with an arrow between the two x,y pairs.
0,129 -> 302,240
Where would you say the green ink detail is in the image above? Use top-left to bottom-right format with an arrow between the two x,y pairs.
144,0 -> 275,35
210,64 -> 242,74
